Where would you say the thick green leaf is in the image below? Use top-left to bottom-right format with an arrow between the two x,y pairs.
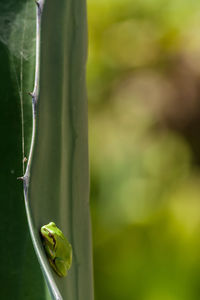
26,0 -> 94,299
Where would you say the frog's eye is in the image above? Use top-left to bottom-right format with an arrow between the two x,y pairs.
41,227 -> 56,247
49,222 -> 56,226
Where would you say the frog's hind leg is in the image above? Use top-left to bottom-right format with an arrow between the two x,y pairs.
48,258 -> 64,277
54,258 -> 68,277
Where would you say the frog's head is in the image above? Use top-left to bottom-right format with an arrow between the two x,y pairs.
40,222 -> 57,248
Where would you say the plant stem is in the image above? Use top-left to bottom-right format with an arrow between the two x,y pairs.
23,0 -> 44,192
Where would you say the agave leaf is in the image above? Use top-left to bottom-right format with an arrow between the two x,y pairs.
25,0 -> 94,299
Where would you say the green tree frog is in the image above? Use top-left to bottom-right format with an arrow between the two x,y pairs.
40,222 -> 72,277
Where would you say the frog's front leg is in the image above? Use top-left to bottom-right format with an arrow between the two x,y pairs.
44,244 -> 56,260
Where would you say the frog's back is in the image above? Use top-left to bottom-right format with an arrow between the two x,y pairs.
55,231 -> 72,267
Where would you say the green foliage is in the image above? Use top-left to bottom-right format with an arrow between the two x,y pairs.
88,0 -> 200,299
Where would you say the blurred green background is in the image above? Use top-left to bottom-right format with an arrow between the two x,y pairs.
87,0 -> 200,299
